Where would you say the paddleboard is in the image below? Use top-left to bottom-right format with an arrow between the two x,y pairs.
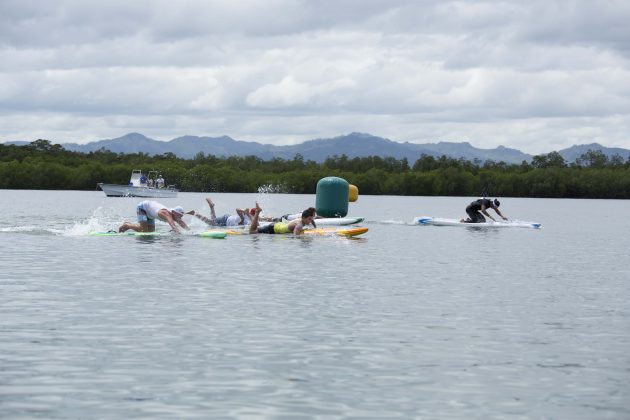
415,217 -> 541,229
282,214 -> 364,225
313,217 -> 365,226
89,231 -> 170,236
304,226 -> 368,237
206,226 -> 368,237
89,230 -> 227,238
205,217 -> 366,231
195,231 -> 227,239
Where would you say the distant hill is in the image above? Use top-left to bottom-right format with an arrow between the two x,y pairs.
56,132 -> 535,163
5,132 -> 630,164
557,143 -> 630,162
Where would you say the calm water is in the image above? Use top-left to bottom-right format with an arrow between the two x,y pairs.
1,190 -> 629,419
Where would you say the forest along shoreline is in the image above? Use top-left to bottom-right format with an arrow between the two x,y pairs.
1,140 -> 629,199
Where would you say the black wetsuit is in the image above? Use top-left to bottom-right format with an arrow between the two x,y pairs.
465,198 -> 493,223
257,223 -> 276,234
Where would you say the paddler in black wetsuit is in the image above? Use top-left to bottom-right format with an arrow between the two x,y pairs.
460,198 -> 508,223
249,202 -> 316,235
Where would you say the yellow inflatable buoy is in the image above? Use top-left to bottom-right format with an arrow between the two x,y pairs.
348,184 -> 359,202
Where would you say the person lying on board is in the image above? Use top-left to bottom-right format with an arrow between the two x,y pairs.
185,197 -> 252,226
249,203 -> 316,235
281,212 -> 323,221
119,200 -> 189,234
187,197 -> 279,226
460,198 -> 508,223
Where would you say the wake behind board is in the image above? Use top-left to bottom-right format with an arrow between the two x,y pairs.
205,226 -> 368,237
415,217 -> 541,229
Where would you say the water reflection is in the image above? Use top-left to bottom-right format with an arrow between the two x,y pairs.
464,227 -> 503,237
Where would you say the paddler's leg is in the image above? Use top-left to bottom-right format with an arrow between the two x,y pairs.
236,208 -> 246,225
118,221 -> 133,232
206,197 -> 217,220
120,207 -> 152,232
464,205 -> 478,223
249,202 -> 262,233
118,221 -> 149,232
194,212 -> 213,225
243,208 -> 254,223
473,212 -> 486,223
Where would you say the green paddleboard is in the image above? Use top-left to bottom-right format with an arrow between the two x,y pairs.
88,231 -> 169,237
196,231 -> 228,239
89,230 -> 227,239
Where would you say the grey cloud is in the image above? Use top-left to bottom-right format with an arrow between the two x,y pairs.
0,0 -> 408,47
0,0 -> 148,47
1,0 -> 630,153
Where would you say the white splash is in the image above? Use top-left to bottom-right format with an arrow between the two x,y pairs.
62,206 -> 117,236
257,184 -> 288,194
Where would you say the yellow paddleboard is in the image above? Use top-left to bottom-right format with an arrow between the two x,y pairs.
203,226 -> 368,237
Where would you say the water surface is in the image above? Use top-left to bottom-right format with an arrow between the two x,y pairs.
1,190 -> 629,418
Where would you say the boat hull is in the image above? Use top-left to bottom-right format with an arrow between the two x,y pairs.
98,183 -> 178,198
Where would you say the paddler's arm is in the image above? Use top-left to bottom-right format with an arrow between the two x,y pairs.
480,205 -> 496,221
494,208 -> 508,220
166,219 -> 181,233
292,221 -> 305,235
159,210 -> 181,233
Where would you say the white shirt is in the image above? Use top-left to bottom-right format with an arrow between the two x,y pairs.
138,200 -> 167,219
225,214 -> 249,226
285,212 -> 301,221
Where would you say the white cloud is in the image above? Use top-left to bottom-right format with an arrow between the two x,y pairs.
1,0 -> 630,153
247,76 -> 314,108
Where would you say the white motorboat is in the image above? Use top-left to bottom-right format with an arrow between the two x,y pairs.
98,170 -> 178,198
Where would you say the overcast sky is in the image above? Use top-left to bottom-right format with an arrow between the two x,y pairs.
1,0 -> 629,153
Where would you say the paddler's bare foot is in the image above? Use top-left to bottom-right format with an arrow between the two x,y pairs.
186,210 -> 195,216
205,197 -> 214,208
255,202 -> 262,214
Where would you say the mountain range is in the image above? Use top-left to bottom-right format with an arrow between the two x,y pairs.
6,132 -> 630,164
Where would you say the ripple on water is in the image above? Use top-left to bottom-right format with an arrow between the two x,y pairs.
1,192 -> 630,418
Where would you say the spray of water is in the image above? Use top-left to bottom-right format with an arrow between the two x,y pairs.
257,184 -> 288,194
251,184 -> 287,218
62,206 -> 119,236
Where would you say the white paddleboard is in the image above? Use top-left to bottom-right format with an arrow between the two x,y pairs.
313,217 -> 364,226
283,213 -> 364,225
415,217 -> 541,229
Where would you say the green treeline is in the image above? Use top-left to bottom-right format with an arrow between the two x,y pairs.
1,140 -> 630,198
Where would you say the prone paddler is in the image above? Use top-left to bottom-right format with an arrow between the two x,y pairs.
249,202 -> 316,235
118,200 -> 189,234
